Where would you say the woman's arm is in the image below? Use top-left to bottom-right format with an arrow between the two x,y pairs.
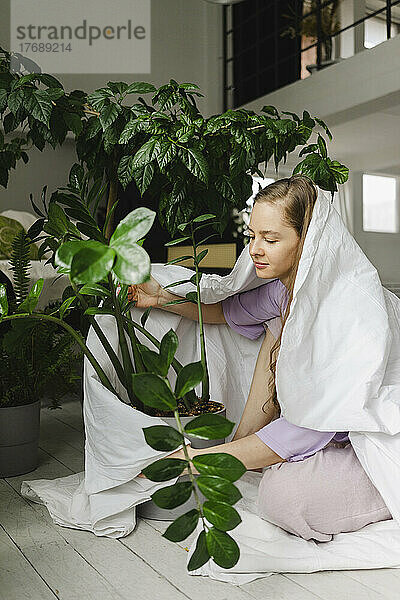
128,275 -> 227,324
233,328 -> 279,441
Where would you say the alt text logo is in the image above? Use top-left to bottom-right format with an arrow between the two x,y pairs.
10,0 -> 151,74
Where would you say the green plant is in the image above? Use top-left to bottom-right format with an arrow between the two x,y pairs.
0,231 -> 82,408
132,328 -> 245,571
163,213 -> 221,403
0,45 -> 348,242
0,215 -> 246,571
282,0 -> 341,62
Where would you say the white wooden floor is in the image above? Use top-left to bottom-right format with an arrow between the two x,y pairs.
1,398 -> 399,600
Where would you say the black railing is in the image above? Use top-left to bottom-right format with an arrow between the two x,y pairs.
224,0 -> 400,109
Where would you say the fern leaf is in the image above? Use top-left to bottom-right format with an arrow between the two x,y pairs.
9,230 -> 31,304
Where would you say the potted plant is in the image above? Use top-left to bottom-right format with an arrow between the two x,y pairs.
0,46 -> 349,569
137,212 -> 229,519
0,231 -> 82,477
0,45 -> 348,238
0,204 -> 246,571
282,0 -> 342,72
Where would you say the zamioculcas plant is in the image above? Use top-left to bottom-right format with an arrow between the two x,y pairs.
0,218 -> 247,571
163,213 -> 221,406
131,328 -> 245,571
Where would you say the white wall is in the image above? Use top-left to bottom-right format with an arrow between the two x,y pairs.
0,0 -> 224,212
240,33 -> 400,283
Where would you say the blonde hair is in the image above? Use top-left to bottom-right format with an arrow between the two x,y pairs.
253,175 -> 318,413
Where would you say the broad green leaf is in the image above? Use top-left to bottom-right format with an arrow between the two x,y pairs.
17,278 -> 44,314
151,480 -> 192,509
110,207 -> 156,246
203,500 -> 242,531
159,329 -> 178,369
84,307 -> 113,316
27,89 -> 53,126
184,414 -> 234,440
63,112 -> 83,136
193,214 -> 217,223
125,82 -> 157,94
0,284 -> 8,318
107,81 -> 128,95
327,159 -> 349,184
143,425 -> 183,451
164,236 -> 190,246
99,102 -> 120,130
174,361 -> 204,399
8,88 -> 24,114
187,530 -> 210,571
180,146 -> 209,184
119,119 -> 138,144
132,138 -> 162,169
132,373 -> 177,411
59,296 -> 75,319
192,453 -> 246,482
157,140 -> 177,171
206,528 -> 240,569
71,245 -> 116,284
44,202 -> 70,238
165,255 -> 193,266
55,240 -> 102,270
140,347 -> 168,377
317,134 -> 327,159
196,249 -> 208,264
87,87 -> 113,110
132,162 -> 155,195
163,509 -> 199,542
112,241 -> 151,285
79,283 -> 110,298
142,458 -> 187,482
196,476 -> 242,505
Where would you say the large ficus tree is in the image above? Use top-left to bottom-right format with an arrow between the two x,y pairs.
0,46 -> 348,238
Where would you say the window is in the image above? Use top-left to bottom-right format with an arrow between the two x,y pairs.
364,16 -> 399,48
362,174 -> 399,233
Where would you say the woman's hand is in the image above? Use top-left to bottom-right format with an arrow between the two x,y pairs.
127,275 -> 164,309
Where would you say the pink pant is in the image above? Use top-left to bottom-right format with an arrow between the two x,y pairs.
257,442 -> 392,542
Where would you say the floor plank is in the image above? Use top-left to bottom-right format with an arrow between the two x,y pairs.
286,571 -> 387,600
0,480 -> 125,600
2,399 -> 400,600
0,526 -> 57,600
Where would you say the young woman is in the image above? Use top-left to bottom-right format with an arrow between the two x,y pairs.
128,175 -> 391,541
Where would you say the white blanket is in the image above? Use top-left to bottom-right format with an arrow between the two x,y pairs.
22,188 -> 400,584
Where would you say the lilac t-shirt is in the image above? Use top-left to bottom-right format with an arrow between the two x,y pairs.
221,279 -> 349,462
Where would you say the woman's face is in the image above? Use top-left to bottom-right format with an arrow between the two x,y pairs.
246,201 -> 300,288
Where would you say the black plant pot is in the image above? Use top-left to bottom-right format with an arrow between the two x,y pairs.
0,399 -> 41,477
138,404 -> 226,521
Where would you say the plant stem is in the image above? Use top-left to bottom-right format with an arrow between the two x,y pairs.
191,224 -> 210,402
70,281 -> 127,390
109,275 -> 136,405
105,176 -> 118,240
173,409 -> 207,530
1,313 -> 118,398
122,315 -> 193,412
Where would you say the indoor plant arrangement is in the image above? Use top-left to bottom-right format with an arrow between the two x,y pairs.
0,45 -> 350,569
0,44 -> 348,238
0,203 -> 245,570
0,230 -> 82,477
